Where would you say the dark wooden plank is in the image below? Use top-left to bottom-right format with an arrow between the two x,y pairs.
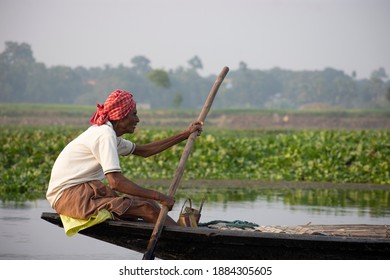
41,212 -> 390,260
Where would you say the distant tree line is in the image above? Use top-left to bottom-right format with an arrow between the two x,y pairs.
1,42 -> 389,109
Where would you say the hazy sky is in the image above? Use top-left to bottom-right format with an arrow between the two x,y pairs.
1,0 -> 389,79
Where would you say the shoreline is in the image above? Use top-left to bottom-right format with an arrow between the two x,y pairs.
135,179 -> 390,190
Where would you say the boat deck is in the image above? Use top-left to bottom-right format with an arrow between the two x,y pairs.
206,223 -> 390,238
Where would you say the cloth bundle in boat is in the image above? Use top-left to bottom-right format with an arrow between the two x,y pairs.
60,209 -> 112,236
177,198 -> 204,227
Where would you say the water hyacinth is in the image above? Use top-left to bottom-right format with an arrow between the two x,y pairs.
1,127 -> 389,196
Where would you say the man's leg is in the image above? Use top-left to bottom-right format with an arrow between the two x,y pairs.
121,198 -> 177,226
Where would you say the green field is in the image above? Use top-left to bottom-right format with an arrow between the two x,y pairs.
1,103 -> 389,201
1,126 -> 389,200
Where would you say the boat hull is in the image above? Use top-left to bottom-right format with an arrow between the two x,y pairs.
41,212 -> 390,260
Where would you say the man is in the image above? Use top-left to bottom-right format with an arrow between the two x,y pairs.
46,89 -> 203,226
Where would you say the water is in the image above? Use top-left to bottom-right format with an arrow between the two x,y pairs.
1,190 -> 390,260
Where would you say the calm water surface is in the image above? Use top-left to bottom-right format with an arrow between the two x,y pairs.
1,189 -> 390,260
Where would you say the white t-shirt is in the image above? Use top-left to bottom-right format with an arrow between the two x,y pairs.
46,121 -> 135,207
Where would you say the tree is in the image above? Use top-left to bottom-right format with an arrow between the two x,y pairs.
370,67 -> 388,81
188,55 -> 203,70
47,66 -> 84,103
0,41 -> 35,65
386,87 -> 390,104
148,69 -> 171,88
2,41 -> 387,109
239,61 -> 248,71
369,68 -> 388,106
0,42 -> 35,102
130,55 -> 151,74
173,91 -> 183,108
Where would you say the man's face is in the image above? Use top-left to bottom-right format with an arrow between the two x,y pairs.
115,106 -> 139,136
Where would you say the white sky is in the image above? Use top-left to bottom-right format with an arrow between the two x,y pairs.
0,0 -> 389,79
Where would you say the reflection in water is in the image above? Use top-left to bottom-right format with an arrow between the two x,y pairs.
175,187 -> 390,217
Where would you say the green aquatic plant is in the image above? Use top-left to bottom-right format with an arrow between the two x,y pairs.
0,127 -> 389,197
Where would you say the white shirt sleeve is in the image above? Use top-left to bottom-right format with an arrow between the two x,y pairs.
117,137 -> 136,156
91,133 -> 122,174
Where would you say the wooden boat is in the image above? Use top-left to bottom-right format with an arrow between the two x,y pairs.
41,212 -> 390,260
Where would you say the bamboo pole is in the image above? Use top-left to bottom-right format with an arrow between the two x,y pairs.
142,66 -> 229,260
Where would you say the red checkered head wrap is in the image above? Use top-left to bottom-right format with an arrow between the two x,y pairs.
90,89 -> 136,126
